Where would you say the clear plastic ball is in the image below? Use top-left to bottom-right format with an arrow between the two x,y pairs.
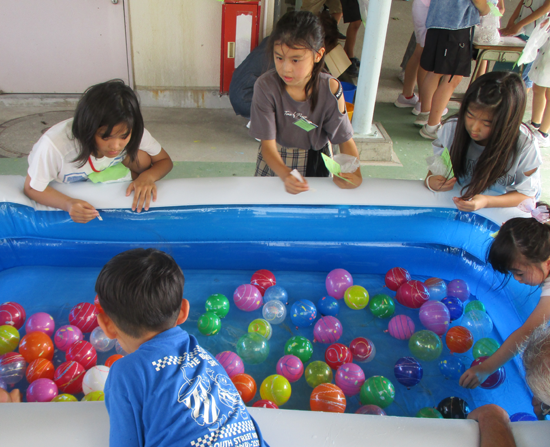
262,300 -> 287,325
115,340 -> 128,356
89,327 -> 116,353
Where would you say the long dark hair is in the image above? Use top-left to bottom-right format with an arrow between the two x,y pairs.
450,72 -> 527,200
268,11 -> 326,111
488,202 -> 550,275
72,79 -> 144,167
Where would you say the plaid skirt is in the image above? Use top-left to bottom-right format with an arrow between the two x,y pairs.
254,143 -> 333,177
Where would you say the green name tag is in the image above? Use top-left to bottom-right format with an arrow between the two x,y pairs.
293,118 -> 318,132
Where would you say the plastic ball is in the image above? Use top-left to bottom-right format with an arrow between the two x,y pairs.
437,396 -> 470,419
396,280 -> 430,309
313,316 -> 343,344
215,351 -> 245,378
510,412 -> 538,422
82,365 -> 110,395
344,285 -> 369,310
325,268 -> 353,299
471,356 -> 506,389
252,400 -> 279,409
82,391 -> 105,402
461,310 -> 494,340
262,300 -> 287,325
447,279 -> 470,302
276,355 -> 304,383
264,285 -> 289,305
335,363 -> 365,396
388,315 -> 415,340
250,269 -> 276,296
25,312 -> 55,337
0,352 -> 27,384
442,296 -> 464,321
325,343 -> 353,370
394,356 -> 423,388
105,354 -> 124,368
409,330 -> 442,361
290,299 -> 317,328
205,294 -> 230,318
439,356 -> 466,380
66,340 -> 97,370
115,340 -> 128,356
424,277 -> 447,301
445,326 -> 473,354
233,284 -> 263,312
0,302 -> 26,329
248,319 -> 272,340
52,393 -> 78,402
197,312 -> 222,336
26,358 -> 55,383
465,300 -> 486,314
0,325 -> 20,355
19,331 -> 54,362
260,374 -> 291,406
54,325 -> 84,352
416,407 -> 443,418
89,326 -> 116,352
284,336 -> 314,363
349,337 -> 376,363
26,378 -> 58,402
0,378 -> 6,390
53,361 -> 86,394
236,333 -> 269,364
418,301 -> 450,336
385,267 -> 411,291
473,338 -> 500,359
317,296 -> 340,316
310,383 -> 346,413
369,294 -> 395,318
69,302 -> 99,333
305,361 -> 333,388
231,373 -> 257,403
360,376 -> 395,409
356,405 -> 386,415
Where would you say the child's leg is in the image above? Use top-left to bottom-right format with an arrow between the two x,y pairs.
427,75 -> 463,126
417,64 -> 427,96
402,44 -> 423,97
539,87 -> 550,134
344,20 -> 362,59
532,83 -> 547,125
419,71 -> 443,113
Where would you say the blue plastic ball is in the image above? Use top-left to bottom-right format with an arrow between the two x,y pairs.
290,300 -> 317,328
317,296 -> 340,317
510,412 -> 538,422
394,356 -> 423,388
264,285 -> 289,305
442,296 -> 464,321
439,355 -> 466,380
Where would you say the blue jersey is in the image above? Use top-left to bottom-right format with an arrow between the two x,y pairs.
104,327 -> 268,447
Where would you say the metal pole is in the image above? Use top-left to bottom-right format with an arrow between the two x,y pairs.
352,0 -> 392,136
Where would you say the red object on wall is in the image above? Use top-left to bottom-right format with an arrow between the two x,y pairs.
220,1 -> 260,94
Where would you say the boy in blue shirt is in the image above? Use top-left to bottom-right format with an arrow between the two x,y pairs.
96,248 -> 269,447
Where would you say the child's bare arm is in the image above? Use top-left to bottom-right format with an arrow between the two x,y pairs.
503,0 -> 524,29
424,171 -> 457,192
471,0 -> 491,16
334,139 -> 363,189
502,0 -> 550,35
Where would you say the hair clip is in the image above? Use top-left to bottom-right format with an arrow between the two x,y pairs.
490,231 -> 499,238
517,198 -> 550,224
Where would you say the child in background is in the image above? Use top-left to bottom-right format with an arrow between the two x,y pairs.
24,80 -> 173,223
96,248 -> 269,447
460,202 -> 550,388
424,72 -> 541,211
249,11 -> 362,194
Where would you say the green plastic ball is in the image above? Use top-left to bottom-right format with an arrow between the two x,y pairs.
248,319 -> 272,340
236,332 -> 269,364
205,294 -> 230,318
344,285 -> 369,310
416,407 -> 443,418
0,325 -> 20,355
465,301 -> 486,314
408,330 -> 442,361
197,312 -> 221,336
305,361 -> 333,388
52,394 -> 78,402
284,335 -> 314,363
472,337 -> 500,359
360,376 -> 395,409
368,294 -> 396,318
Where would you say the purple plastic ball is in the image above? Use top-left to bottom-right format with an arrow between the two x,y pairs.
233,284 -> 263,312
447,279 -> 471,303
215,351 -> 244,378
313,316 -> 343,344
325,269 -> 353,300
388,315 -> 415,340
54,325 -> 84,352
419,301 -> 450,336
335,363 -> 365,396
25,312 -> 55,338
276,354 -> 304,383
356,405 -> 387,415
26,378 -> 58,402
471,356 -> 506,389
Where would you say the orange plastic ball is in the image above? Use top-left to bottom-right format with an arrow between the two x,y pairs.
19,331 -> 54,362
231,373 -> 257,403
26,358 -> 55,383
445,326 -> 474,354
105,354 -> 124,368
310,383 -> 346,413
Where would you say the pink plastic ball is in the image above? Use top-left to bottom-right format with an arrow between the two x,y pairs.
26,378 -> 58,402
250,269 -> 276,296
335,363 -> 365,396
325,269 -> 353,300
276,354 -> 304,383
215,351 -> 244,378
419,301 -> 451,336
313,316 -> 343,344
0,302 -> 26,330
233,284 -> 263,311
54,325 -> 84,352
349,337 -> 376,363
66,340 -> 97,370
68,303 -> 99,333
472,356 -> 506,389
25,312 -> 55,337
447,279 -> 471,303
385,267 -> 411,292
395,280 -> 430,309
356,405 -> 387,415
388,315 -> 415,340
325,343 -> 353,370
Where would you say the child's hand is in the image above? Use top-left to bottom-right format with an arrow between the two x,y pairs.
0,388 -> 22,403
459,364 -> 491,389
333,171 -> 362,189
453,194 -> 488,211
67,199 -> 100,223
426,175 -> 457,192
126,173 -> 157,212
284,173 -> 309,194
500,23 -> 522,36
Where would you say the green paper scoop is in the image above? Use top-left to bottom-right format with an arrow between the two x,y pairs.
321,153 -> 357,185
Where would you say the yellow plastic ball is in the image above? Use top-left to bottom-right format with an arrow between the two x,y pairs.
260,374 -> 291,406
344,286 -> 369,310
